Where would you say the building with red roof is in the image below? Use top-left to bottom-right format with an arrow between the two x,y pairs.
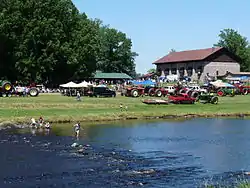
153,47 -> 241,82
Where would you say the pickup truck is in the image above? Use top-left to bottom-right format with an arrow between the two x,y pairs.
168,93 -> 196,104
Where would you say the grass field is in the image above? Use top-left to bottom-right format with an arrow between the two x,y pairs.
0,93 -> 250,124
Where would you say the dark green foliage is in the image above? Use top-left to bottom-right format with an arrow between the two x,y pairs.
214,28 -> 250,71
95,20 -> 138,78
0,0 -> 137,85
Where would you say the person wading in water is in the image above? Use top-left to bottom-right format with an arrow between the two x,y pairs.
73,122 -> 81,139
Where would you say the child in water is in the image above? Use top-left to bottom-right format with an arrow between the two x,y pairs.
44,122 -> 51,129
38,116 -> 44,128
73,122 -> 80,138
30,118 -> 37,128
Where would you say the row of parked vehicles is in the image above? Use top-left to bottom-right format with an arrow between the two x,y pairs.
120,80 -> 250,105
121,81 -> 250,98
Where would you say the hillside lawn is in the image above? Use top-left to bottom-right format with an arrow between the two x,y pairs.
0,93 -> 250,124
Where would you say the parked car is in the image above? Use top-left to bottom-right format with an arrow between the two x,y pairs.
88,87 -> 116,97
165,86 -> 175,95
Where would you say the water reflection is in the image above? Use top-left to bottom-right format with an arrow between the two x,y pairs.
1,118 -> 250,187
29,127 -> 51,136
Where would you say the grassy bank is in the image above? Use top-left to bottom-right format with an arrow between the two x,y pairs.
206,181 -> 250,188
0,93 -> 250,124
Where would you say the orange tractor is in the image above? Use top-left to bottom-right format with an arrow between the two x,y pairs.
121,86 -> 145,97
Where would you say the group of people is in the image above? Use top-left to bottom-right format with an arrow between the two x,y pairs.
30,117 -> 81,139
30,117 -> 51,129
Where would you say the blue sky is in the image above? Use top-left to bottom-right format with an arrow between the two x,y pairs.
73,0 -> 250,74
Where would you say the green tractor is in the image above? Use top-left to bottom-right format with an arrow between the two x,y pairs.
198,93 -> 219,104
0,80 -> 13,97
216,87 -> 235,97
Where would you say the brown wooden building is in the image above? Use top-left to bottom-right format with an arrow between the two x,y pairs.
153,47 -> 241,82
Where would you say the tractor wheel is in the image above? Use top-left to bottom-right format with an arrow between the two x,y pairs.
1,81 -> 12,92
217,90 -> 224,97
191,91 -> 199,99
131,89 -> 139,97
191,91 -> 199,101
29,87 -> 39,97
211,96 -> 218,104
148,88 -> 155,96
242,88 -> 248,95
187,90 -> 193,97
155,89 -> 162,97
179,89 -> 186,94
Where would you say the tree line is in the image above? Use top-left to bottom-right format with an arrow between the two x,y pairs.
0,0 -> 138,85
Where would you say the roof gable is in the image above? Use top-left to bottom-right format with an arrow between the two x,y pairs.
153,47 -> 223,64
94,72 -> 132,79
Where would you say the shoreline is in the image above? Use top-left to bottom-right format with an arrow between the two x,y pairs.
0,112 -> 249,126
1,94 -> 250,126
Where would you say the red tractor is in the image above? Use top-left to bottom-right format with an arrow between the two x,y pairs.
121,85 -> 145,97
144,86 -> 168,97
234,84 -> 250,95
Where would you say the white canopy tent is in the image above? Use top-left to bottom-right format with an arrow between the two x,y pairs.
60,81 -> 81,88
76,81 -> 93,87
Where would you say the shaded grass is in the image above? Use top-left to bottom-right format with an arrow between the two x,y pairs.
0,94 -> 250,123
205,180 -> 250,188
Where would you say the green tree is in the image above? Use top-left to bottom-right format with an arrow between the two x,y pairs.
169,49 -> 176,53
147,68 -> 156,73
0,0 -> 138,84
96,23 -> 138,78
214,28 -> 250,71
0,0 -> 101,84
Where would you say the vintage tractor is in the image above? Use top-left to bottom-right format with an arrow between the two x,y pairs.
234,84 -> 250,95
216,87 -> 235,97
178,86 -> 204,100
14,86 -> 40,97
144,86 -> 168,97
121,86 -> 145,97
198,93 -> 219,104
0,80 -> 13,97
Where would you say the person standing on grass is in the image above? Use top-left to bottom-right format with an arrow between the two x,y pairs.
76,91 -> 81,101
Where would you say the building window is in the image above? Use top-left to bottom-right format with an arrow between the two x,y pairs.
164,68 -> 169,76
179,67 -> 184,77
197,66 -> 203,74
157,69 -> 162,76
172,68 -> 177,74
187,67 -> 192,77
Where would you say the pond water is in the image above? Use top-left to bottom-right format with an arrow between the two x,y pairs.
0,118 -> 250,188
